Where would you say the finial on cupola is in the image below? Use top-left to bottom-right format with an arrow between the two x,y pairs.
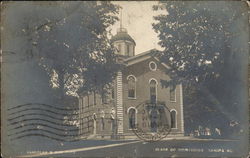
120,7 -> 123,29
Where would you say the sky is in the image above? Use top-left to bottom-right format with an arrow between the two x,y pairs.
110,1 -> 166,55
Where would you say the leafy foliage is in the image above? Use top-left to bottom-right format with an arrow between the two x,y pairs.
153,1 -> 248,136
20,2 -> 121,99
153,1 -> 245,86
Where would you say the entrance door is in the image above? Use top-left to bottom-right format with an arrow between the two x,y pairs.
150,109 -> 159,132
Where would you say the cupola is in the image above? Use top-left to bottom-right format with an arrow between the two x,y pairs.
111,10 -> 136,57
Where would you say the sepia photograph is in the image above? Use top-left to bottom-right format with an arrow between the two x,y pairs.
1,1 -> 249,157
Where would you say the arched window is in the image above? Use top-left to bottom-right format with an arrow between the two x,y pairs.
101,92 -> 108,104
87,117 -> 90,132
170,110 -> 177,129
93,113 -> 97,120
128,108 -> 136,129
149,79 -> 157,103
170,85 -> 176,102
118,44 -> 121,54
101,118 -> 105,131
81,97 -> 84,108
93,91 -> 96,105
93,113 -> 97,135
127,75 -> 136,98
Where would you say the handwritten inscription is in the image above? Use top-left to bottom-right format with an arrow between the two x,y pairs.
155,147 -> 233,153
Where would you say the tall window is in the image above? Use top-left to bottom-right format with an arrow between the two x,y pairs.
93,91 -> 96,105
171,110 -> 177,128
111,119 -> 115,132
81,97 -> 84,108
128,108 -> 136,129
126,44 -> 130,56
87,117 -> 90,132
118,44 -> 121,54
93,113 -> 97,135
111,87 -> 115,100
87,95 -> 90,108
101,92 -> 108,104
101,118 -> 105,130
128,76 -> 136,98
150,79 -> 157,103
170,85 -> 176,102
93,113 -> 97,120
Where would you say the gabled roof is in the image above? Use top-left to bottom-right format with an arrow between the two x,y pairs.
123,49 -> 170,69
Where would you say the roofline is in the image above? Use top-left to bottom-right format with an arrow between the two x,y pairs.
123,49 -> 158,62
123,49 -> 171,69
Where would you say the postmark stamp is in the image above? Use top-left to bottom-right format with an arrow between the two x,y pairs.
132,101 -> 172,142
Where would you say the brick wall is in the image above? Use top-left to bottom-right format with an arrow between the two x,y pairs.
122,57 -> 183,134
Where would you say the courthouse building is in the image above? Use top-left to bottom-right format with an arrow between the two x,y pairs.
78,26 -> 184,139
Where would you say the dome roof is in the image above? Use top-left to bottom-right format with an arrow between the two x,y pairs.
111,28 -> 136,45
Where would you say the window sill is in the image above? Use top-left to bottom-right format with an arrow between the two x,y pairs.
170,100 -> 177,103
171,128 -> 178,129
128,97 -> 137,100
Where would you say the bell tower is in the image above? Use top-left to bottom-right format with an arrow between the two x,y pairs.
111,9 -> 136,57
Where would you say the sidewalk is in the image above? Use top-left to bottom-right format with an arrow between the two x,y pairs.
17,140 -> 141,158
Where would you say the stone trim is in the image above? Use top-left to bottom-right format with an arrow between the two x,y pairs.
180,84 -> 184,133
116,71 -> 124,134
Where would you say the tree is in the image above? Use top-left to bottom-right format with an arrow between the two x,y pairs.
153,1 -> 248,136
19,2 -> 121,102
153,1 -> 246,86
